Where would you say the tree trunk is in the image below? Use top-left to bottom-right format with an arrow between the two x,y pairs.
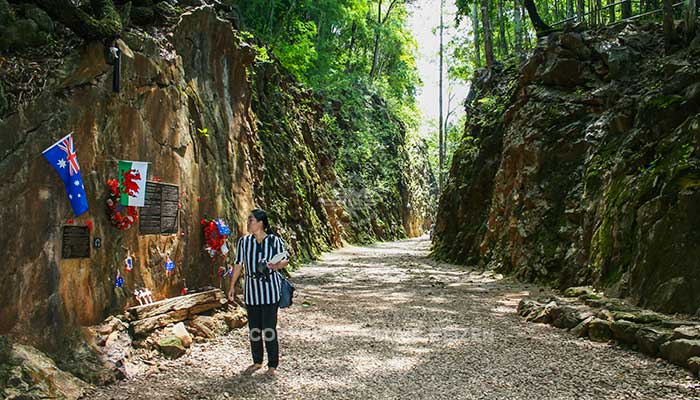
608,0 -> 616,23
515,0 -> 523,56
32,0 -> 122,41
439,0 -> 444,193
523,6 -> 533,50
595,0 -> 602,26
622,0 -> 632,18
268,0 -> 275,35
472,1 -> 481,68
346,21 -> 357,71
523,0 -> 554,36
369,0 -> 400,79
567,0 -> 574,17
481,0 -> 495,68
663,0 -> 676,53
646,0 -> 659,12
370,0 -> 382,79
577,0 -> 585,23
497,0 -> 509,56
687,0 -> 697,41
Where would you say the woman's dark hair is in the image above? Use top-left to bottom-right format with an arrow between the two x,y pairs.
251,209 -> 273,234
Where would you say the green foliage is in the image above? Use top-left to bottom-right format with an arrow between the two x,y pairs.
236,0 -> 419,118
451,0 -> 676,85
237,2 -> 423,240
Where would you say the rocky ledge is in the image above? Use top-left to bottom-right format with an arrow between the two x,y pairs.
519,286 -> 700,376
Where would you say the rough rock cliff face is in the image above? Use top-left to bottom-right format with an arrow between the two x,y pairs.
0,7 -> 433,352
433,24 -> 700,316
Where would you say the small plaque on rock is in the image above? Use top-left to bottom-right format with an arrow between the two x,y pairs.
62,226 -> 90,258
139,181 -> 179,235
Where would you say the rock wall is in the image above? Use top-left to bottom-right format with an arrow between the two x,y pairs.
0,6 -> 433,353
433,24 -> 700,316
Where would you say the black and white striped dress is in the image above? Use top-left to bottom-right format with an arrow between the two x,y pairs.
234,234 -> 288,305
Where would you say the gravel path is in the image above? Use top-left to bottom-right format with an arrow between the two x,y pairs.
85,236 -> 700,399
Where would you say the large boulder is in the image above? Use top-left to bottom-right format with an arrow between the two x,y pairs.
54,319 -> 131,385
517,299 -> 542,318
588,318 -> 613,342
2,340 -> 90,400
610,319 -> 641,345
563,286 -> 595,298
635,327 -> 671,357
539,57 -> 588,87
670,325 -> 700,341
660,339 -> 700,368
172,322 -> 193,348
550,305 -> 589,329
571,316 -> 595,338
688,357 -> 700,376
219,308 -> 248,330
526,301 -> 558,324
157,336 -> 186,359
186,315 -> 230,339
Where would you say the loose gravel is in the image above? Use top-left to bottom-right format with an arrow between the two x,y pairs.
84,236 -> 700,399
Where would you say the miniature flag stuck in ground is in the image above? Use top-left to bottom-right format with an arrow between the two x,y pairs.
42,133 -> 89,216
118,160 -> 148,207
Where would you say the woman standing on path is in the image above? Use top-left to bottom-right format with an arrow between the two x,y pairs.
228,209 -> 289,377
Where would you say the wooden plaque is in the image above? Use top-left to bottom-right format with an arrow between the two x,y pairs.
139,181 -> 179,235
62,226 -> 90,258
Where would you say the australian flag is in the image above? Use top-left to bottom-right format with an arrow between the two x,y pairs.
42,133 -> 88,216
214,218 -> 231,235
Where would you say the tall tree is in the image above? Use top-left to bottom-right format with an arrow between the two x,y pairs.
346,21 -> 358,72
523,0 -> 554,36
472,1 -> 481,68
577,0 -> 585,23
439,0 -> 445,193
663,0 -> 676,53
687,0 -> 697,41
622,0 -> 632,18
515,0 -> 523,56
497,0 -> 509,57
480,0 -> 495,68
370,0 -> 401,79
608,0 -> 616,23
567,0 -> 574,17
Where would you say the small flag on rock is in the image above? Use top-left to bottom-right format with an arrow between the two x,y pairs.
214,218 -> 231,235
115,271 -> 124,288
42,133 -> 88,216
165,256 -> 175,274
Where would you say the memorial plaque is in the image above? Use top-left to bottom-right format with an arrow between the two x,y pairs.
62,226 -> 90,258
139,181 -> 179,235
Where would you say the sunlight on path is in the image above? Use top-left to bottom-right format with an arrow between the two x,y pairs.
85,236 -> 700,400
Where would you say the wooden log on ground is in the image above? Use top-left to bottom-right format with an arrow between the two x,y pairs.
127,289 -> 227,335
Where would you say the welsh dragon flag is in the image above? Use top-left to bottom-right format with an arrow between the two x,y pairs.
118,160 -> 148,207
